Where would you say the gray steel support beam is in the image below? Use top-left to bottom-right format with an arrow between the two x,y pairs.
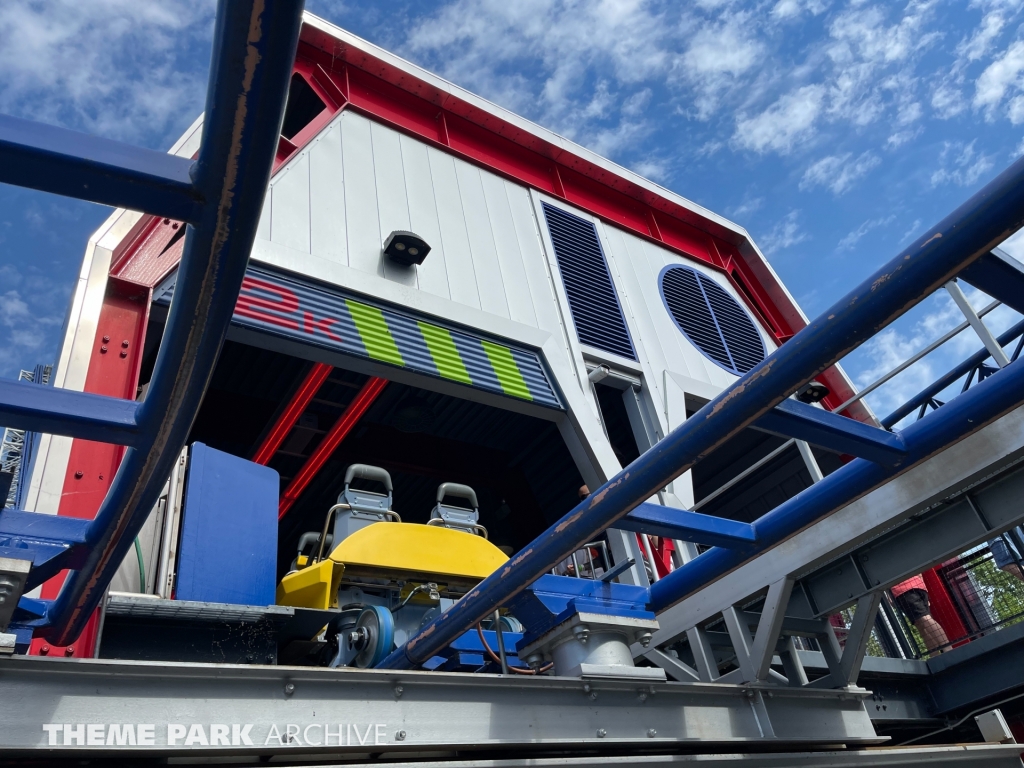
641,404 -> 1024,652
945,280 -> 1011,368
750,579 -> 795,682
840,593 -> 883,685
0,656 -> 880,754
305,748 -> 1024,767
801,464 -> 1024,617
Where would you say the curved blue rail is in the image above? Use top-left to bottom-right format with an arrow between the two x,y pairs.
0,0 -> 305,645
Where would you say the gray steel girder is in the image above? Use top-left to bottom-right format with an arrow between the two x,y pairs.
0,656 -> 880,755
800,464 -> 1024,617
330,750 -> 1024,767
644,403 -> 1024,651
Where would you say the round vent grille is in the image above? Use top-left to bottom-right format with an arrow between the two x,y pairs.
659,265 -> 765,375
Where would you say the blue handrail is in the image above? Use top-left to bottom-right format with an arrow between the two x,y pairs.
380,152 -> 1024,670
0,0 -> 304,645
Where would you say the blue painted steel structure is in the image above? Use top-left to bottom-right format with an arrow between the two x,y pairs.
882,317 -> 1024,428
0,0 -> 304,645
380,153 -> 1024,669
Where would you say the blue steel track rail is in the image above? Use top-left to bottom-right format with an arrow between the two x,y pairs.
380,153 -> 1024,670
0,0 -> 305,645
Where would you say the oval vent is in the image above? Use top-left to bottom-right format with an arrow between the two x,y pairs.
659,265 -> 765,375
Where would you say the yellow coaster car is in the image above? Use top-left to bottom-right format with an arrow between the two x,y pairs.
277,465 -> 508,667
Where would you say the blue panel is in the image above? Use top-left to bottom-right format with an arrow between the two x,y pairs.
659,265 -> 765,375
619,502 -> 757,549
756,398 -> 908,465
176,443 -> 279,606
542,203 -> 636,360
960,249 -> 1024,316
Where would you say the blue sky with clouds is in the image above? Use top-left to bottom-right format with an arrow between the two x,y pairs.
1,0 -> 1023,424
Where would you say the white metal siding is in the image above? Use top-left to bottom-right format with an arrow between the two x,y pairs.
258,110 -> 776,403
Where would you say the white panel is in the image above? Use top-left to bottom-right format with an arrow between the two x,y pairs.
341,113 -> 384,276
454,160 -> 509,319
663,370 -> 695,508
255,196 -> 271,241
506,184 -> 564,340
371,121 -> 416,287
603,226 -> 686,380
308,123 -> 347,264
427,147 -> 479,309
269,152 -> 310,254
400,134 -> 449,300
480,172 -> 537,327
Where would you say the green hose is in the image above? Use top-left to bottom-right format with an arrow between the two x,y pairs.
133,537 -> 146,592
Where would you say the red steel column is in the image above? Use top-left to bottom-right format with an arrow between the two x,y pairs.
252,362 -> 333,465
278,377 -> 387,519
30,278 -> 150,658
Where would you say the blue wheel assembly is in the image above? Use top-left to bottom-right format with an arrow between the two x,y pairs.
354,606 -> 394,668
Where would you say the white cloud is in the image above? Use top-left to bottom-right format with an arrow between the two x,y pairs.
932,81 -> 967,118
974,39 -> 1024,115
0,0 -> 214,144
734,84 -> 825,154
772,0 -> 828,20
930,140 -> 994,186
886,126 -> 923,147
729,196 -> 764,218
759,210 -> 809,254
836,214 -> 896,251
681,12 -> 764,118
800,151 -> 881,194
957,8 -> 1006,62
0,291 -> 31,328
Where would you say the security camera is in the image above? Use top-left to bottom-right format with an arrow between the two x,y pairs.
383,230 -> 431,266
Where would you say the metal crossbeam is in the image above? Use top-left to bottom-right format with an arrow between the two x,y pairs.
960,247 -> 1024,316
619,502 -> 756,549
0,379 -> 141,446
0,114 -> 200,223
755,399 -> 907,465
798,464 -> 1024,617
0,656 -> 881,753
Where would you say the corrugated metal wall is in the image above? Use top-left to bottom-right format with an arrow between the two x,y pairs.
254,109 -> 777,419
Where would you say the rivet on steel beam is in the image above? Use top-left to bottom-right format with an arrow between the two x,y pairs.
396,730 -> 407,741
64,646 -> 74,656
596,729 -> 606,738
102,336 -> 110,343
122,340 -> 130,347
394,685 -> 404,697
39,645 -> 49,655
647,729 -> 657,738
284,683 -> 295,695
74,471 -> 83,479
100,346 -> 108,354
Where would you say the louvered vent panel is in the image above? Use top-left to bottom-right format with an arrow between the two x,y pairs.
660,265 -> 765,375
542,203 -> 636,360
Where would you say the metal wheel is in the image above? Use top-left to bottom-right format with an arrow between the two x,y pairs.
352,605 -> 394,668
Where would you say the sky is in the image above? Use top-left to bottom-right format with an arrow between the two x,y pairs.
1,0 -> 1023,426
